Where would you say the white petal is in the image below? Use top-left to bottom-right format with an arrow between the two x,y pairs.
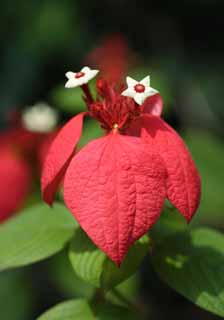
126,76 -> 138,88
134,92 -> 145,105
121,88 -> 136,98
65,71 -> 75,79
81,66 -> 91,73
145,86 -> 158,97
89,69 -> 99,78
79,77 -> 88,85
65,78 -> 80,88
140,76 -> 150,87
84,70 -> 99,83
22,103 -> 58,133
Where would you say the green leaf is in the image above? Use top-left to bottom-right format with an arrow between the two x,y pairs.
152,227 -> 224,317
48,251 -> 94,299
151,204 -> 187,240
37,299 -> 137,320
106,274 -> 138,307
0,202 -> 77,271
95,302 -> 138,320
69,228 -> 150,289
37,299 -> 94,320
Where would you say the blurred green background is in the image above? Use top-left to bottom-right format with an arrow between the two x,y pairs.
0,1 -> 224,319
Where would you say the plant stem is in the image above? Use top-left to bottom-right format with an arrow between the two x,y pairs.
81,84 -> 94,104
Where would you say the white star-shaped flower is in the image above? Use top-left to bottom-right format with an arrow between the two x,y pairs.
65,66 -> 99,88
22,102 -> 58,133
121,76 -> 158,105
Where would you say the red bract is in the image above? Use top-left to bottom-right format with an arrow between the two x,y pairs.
41,75 -> 201,266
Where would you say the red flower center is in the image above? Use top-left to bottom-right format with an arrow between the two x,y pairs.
134,84 -> 145,93
75,72 -> 85,79
88,80 -> 141,132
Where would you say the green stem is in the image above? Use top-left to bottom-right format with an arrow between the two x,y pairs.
81,84 -> 94,104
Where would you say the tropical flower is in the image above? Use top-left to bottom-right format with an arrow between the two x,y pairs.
122,76 -> 158,105
65,66 -> 99,88
0,104 -> 58,222
22,102 -> 58,133
41,68 -> 201,266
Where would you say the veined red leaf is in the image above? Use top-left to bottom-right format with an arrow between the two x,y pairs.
64,133 -> 166,265
128,115 -> 201,221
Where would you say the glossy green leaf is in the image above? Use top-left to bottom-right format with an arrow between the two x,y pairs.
152,227 -> 224,317
48,251 -> 94,299
106,274 -> 138,307
0,203 -> 77,271
69,228 -> 150,289
95,302 -> 138,320
37,299 -> 137,320
37,299 -> 94,320
151,204 -> 187,240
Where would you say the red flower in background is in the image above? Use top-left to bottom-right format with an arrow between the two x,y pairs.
0,144 -> 32,222
0,103 -> 58,222
41,67 -> 201,266
86,34 -> 134,83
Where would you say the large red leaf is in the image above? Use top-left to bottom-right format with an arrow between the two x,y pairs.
64,133 -> 166,265
0,147 -> 32,222
128,115 -> 201,221
41,112 -> 86,205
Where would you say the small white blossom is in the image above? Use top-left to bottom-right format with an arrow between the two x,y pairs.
121,76 -> 158,105
22,102 -> 58,133
65,66 -> 99,88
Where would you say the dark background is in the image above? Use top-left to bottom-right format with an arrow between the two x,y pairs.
0,1 -> 224,319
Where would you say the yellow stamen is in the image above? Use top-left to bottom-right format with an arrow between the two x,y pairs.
113,123 -> 119,129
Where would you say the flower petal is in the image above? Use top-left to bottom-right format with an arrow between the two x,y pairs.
65,72 -> 74,79
128,115 -> 201,221
126,76 -> 138,87
65,78 -> 79,88
142,93 -> 163,116
145,87 -> 158,97
84,70 -> 99,83
64,133 -> 166,265
81,66 -> 90,73
134,92 -> 145,105
140,76 -> 150,87
121,87 -> 136,98
41,112 -> 86,205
